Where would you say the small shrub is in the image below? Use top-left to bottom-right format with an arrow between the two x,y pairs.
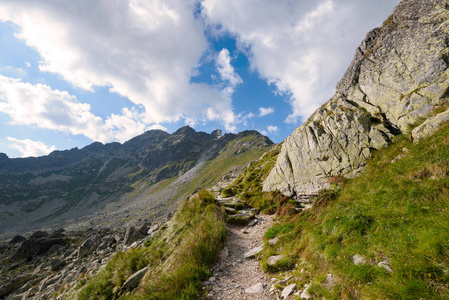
221,186 -> 236,197
278,203 -> 297,217
327,175 -> 348,186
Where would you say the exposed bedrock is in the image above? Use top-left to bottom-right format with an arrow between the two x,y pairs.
263,0 -> 449,201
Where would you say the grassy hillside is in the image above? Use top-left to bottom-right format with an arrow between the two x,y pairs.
75,190 -> 225,299
257,122 -> 449,299
70,120 -> 449,299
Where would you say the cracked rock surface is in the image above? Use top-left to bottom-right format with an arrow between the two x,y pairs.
264,0 -> 449,201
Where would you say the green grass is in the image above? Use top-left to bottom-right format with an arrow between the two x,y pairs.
221,145 -> 298,214
76,190 -> 226,300
259,122 -> 449,299
264,222 -> 294,239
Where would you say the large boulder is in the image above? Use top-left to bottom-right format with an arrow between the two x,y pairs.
9,235 -> 26,244
0,275 -> 30,299
123,226 -> 146,245
122,267 -> 148,291
77,235 -> 100,259
263,0 -> 449,201
14,237 -> 66,260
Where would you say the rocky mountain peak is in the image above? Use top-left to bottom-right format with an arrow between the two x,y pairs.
0,127 -> 272,238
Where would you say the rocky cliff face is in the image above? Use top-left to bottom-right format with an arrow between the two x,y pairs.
263,0 -> 449,202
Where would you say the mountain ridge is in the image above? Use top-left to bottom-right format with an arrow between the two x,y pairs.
0,126 -> 273,239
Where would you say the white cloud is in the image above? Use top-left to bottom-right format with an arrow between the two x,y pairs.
201,0 -> 398,124
25,62 -> 31,68
259,107 -> 274,117
0,75 -> 152,143
148,124 -> 168,131
216,49 -> 242,87
7,137 -> 56,157
267,125 -> 278,133
0,0 -> 237,131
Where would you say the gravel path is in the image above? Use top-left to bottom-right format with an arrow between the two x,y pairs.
206,214 -> 278,300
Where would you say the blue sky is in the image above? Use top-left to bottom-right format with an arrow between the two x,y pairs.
0,0 -> 398,158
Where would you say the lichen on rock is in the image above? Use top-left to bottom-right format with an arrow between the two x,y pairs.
264,0 -> 449,201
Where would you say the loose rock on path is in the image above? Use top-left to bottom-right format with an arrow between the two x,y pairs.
206,214 -> 277,300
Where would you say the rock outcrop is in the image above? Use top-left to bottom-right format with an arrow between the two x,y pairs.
264,0 -> 449,201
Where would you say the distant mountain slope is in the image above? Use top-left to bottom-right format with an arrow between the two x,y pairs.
0,127 -> 272,238
263,0 -> 449,203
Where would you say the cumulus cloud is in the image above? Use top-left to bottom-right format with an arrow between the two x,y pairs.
0,0 -> 237,131
267,125 -> 278,133
216,49 -> 242,88
201,0 -> 398,124
259,107 -> 274,117
0,75 -> 152,143
7,137 -> 56,157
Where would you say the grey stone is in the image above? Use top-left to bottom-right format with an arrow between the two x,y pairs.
412,109 -> 449,143
122,267 -> 148,291
244,245 -> 264,259
268,237 -> 279,246
247,219 -> 258,227
38,275 -> 60,292
227,212 -> 254,225
245,283 -> 264,294
0,275 -> 30,299
300,283 -> 312,299
124,226 -> 146,245
147,224 -> 160,235
50,258 -> 66,271
219,247 -> 229,260
14,237 -> 66,260
279,275 -> 293,285
378,260 -> 393,273
48,244 -> 65,255
322,274 -> 335,290
351,254 -> 367,266
77,236 -> 98,259
282,283 -> 296,298
267,255 -> 283,266
6,293 -> 25,300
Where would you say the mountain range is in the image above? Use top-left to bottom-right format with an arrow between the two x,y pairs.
0,127 -> 272,238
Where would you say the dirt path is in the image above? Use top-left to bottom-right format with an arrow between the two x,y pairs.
206,214 -> 277,300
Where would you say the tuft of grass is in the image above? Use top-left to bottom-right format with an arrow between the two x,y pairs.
77,247 -> 149,299
222,145 -> 300,215
264,222 -> 293,240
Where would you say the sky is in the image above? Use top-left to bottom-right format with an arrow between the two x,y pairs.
0,0 -> 399,158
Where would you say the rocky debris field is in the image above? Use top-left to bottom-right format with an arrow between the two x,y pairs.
0,219 -> 165,300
